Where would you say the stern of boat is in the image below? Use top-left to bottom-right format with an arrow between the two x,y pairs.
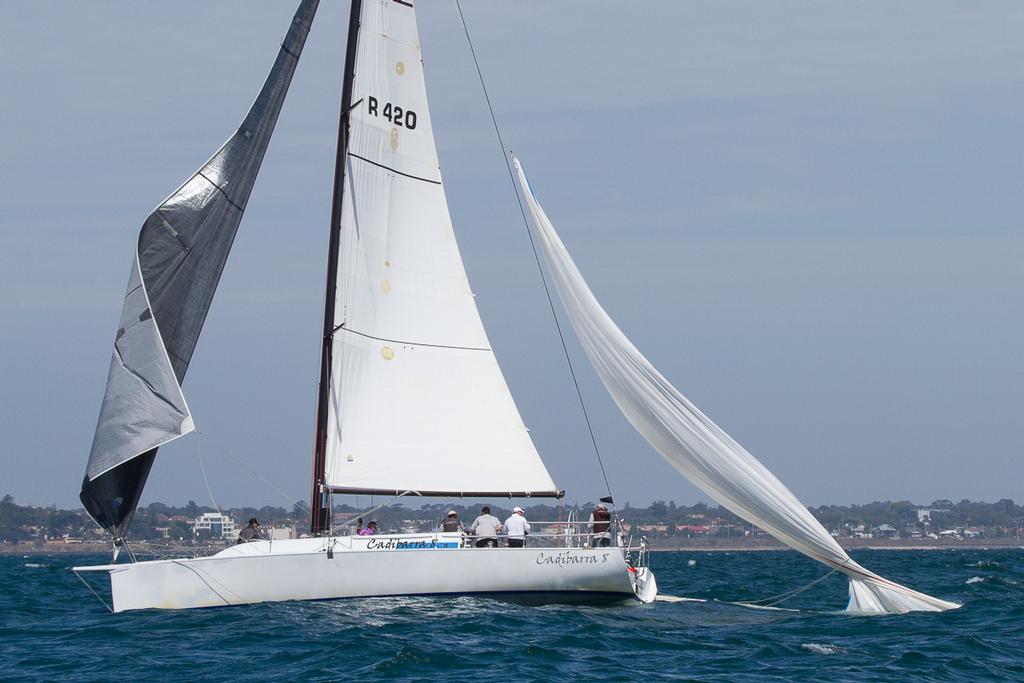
624,535 -> 658,603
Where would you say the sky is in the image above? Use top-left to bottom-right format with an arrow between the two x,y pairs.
0,2 -> 1022,511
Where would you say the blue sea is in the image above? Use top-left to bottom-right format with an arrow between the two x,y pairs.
2,548 -> 1022,681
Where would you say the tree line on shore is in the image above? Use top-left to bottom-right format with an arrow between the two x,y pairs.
2,493 -> 1021,544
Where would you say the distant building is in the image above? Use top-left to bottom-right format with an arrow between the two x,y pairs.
849,524 -> 872,538
916,508 -> 949,523
193,512 -> 238,540
872,524 -> 898,539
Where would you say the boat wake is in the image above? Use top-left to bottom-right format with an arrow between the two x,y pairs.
654,594 -> 705,604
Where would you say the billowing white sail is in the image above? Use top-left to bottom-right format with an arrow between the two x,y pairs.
323,1 -> 559,498
513,157 -> 958,614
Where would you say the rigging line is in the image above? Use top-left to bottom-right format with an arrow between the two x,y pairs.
733,569 -> 839,608
196,430 -> 311,516
196,438 -> 222,516
171,561 -> 234,606
454,0 -> 614,501
73,571 -> 114,613
120,539 -> 137,564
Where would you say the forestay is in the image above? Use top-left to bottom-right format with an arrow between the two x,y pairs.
513,157 -> 958,614
322,0 -> 559,498
81,1 -> 319,539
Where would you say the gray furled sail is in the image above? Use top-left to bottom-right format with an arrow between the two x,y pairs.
81,0 -> 319,540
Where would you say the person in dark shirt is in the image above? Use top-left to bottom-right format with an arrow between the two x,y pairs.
589,504 -> 612,547
237,517 -> 263,544
441,510 -> 464,533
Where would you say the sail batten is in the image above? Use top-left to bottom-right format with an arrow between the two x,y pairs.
321,0 -> 558,498
327,487 -> 564,498
82,0 -> 319,539
513,156 -> 958,614
336,325 -> 491,352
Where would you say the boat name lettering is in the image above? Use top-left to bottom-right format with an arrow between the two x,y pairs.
367,96 -> 418,130
365,537 -> 458,550
535,551 -> 610,567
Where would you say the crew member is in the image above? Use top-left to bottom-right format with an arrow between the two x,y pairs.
469,506 -> 501,548
237,517 -> 262,544
441,510 -> 464,533
503,507 -> 531,548
589,504 -> 612,547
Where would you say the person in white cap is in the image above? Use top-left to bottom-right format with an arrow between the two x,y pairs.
441,510 -> 464,533
589,504 -> 612,547
503,507 -> 531,548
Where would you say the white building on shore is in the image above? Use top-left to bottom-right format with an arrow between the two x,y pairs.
192,512 -> 238,540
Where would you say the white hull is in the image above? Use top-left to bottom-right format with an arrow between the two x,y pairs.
75,534 -> 652,612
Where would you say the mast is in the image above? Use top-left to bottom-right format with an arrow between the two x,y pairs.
311,0 -> 362,536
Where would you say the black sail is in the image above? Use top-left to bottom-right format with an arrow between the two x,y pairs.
81,1 -> 319,540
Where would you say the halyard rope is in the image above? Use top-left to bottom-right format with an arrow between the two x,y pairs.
453,0 -> 615,503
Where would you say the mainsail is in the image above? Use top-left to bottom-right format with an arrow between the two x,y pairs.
81,1 -> 319,540
513,157 -> 958,614
318,0 -> 560,500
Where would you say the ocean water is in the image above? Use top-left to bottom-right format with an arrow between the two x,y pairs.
2,548 -> 1022,682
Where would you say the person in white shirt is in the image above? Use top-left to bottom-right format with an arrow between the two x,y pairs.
503,506 -> 531,548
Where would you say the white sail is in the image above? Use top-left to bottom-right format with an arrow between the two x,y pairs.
513,157 -> 958,614
323,1 -> 559,498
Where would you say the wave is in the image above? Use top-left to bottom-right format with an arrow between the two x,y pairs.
802,643 -> 847,655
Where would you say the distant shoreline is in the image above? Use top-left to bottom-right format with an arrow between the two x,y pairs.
3,537 -> 1021,556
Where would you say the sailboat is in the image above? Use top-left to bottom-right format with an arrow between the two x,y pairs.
75,0 -> 957,615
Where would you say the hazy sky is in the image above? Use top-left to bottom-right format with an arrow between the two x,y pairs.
1,2 -> 1022,511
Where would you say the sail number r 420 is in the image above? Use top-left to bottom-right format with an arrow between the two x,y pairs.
367,96 -> 417,130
